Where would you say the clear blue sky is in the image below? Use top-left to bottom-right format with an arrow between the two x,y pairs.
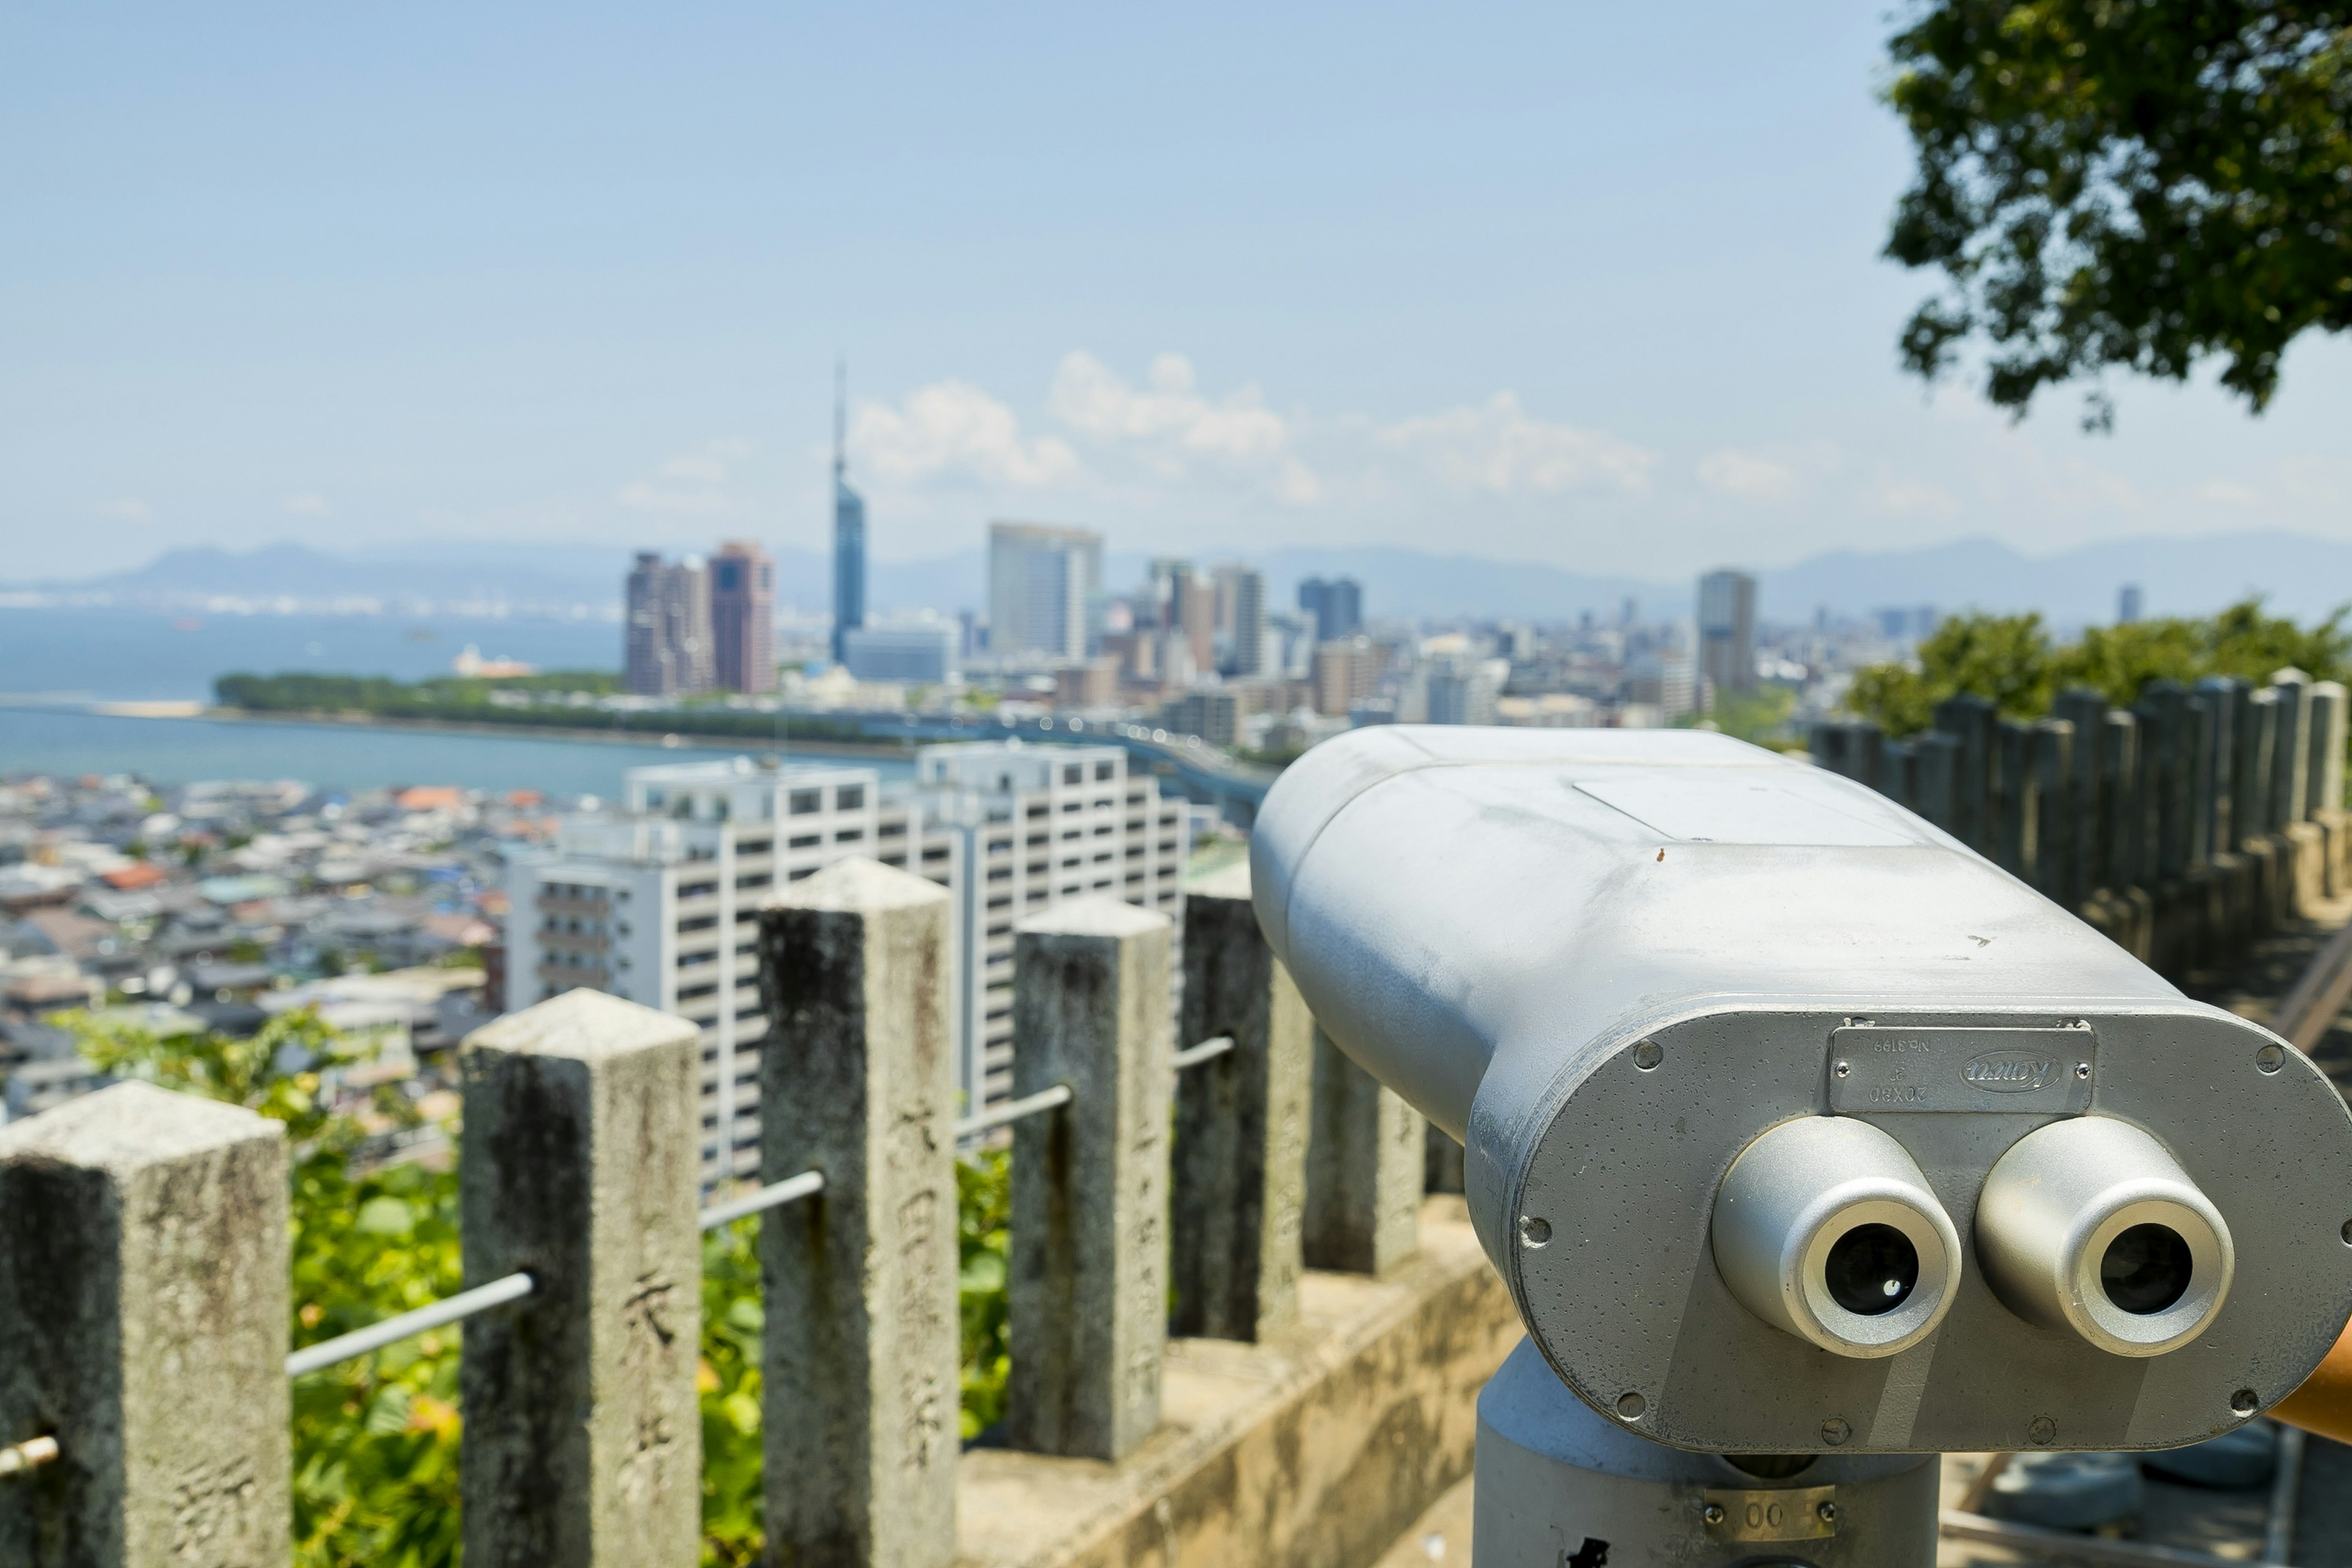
6,2 -> 2349,582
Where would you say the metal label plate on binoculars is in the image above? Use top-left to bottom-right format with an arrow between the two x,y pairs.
1827,1023 -> 2095,1115
1702,1484 -> 1838,1543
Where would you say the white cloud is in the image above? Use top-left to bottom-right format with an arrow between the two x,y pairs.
853,380 -> 1079,489
1045,352 -> 1320,501
617,439 -> 755,515
94,497 -> 151,522
1697,448 -> 1800,502
2195,480 -> 2260,508
1379,393 -> 1654,496
282,492 -> 331,516
1872,477 -> 1961,518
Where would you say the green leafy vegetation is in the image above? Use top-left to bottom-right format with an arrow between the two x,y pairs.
1884,1 -> 2352,424
213,670 -> 889,748
59,1009 -> 1017,1568
1845,597 -> 2352,737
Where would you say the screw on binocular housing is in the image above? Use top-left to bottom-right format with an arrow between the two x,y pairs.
1251,726 -> 2352,1458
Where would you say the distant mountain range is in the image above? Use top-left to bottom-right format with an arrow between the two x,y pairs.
13,530 -> 2351,628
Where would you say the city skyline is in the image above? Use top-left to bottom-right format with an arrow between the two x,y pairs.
10,6 -> 2352,584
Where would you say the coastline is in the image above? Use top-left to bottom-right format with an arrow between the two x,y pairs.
189,705 -> 919,761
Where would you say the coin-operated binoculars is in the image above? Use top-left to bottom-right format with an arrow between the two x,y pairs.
1251,727 -> 2352,1566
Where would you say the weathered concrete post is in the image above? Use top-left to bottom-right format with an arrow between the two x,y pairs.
1910,731 -> 1961,835
1879,737 -> 1918,812
1304,1023 -> 1425,1277
757,859 -> 960,1568
1005,897 -> 1174,1463
2237,685 -> 2277,845
2192,677 -> 2249,943
460,989 -> 703,1568
2051,688 -> 2109,899
0,1083 -> 288,1568
1849,720 -> 1886,791
2242,687 -> 2288,928
1933,693 -> 1997,852
2142,681 -> 2192,880
2273,668 -> 2313,827
2272,669 -> 2325,914
2099,710 -> 2153,959
2103,710 -> 2141,888
1172,862 -> 1312,1343
1808,722 -> 1845,777
2309,680 -> 2349,894
1994,718 -> 2037,876
2309,680 -> 2346,818
2029,719 -> 2074,905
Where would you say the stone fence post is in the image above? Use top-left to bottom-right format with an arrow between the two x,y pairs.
1005,898 -> 1173,1463
460,989 -> 704,1568
2309,680 -> 2346,820
2052,688 -> 2108,898
2029,718 -> 2074,906
1934,693 -> 1997,853
2194,678 -> 2241,858
2101,709 -> 2140,891
758,859 -> 960,1568
2274,668 -> 2313,827
1880,737 -> 1918,812
1173,862 -> 1311,1343
1912,731 -> 1961,836
2237,685 -> 2277,845
1304,1022 -> 1425,1278
0,1083 -> 288,1568
2310,681 -> 2349,895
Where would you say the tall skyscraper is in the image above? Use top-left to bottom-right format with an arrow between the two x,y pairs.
831,365 -> 867,666
987,521 -> 1102,658
709,540 -> 776,694
1297,576 -> 1363,642
2119,584 -> 2144,624
1697,568 -> 1758,695
1227,567 -> 1268,676
625,552 -> 715,697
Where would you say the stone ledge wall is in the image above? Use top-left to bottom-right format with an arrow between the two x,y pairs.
958,1197 -> 1520,1568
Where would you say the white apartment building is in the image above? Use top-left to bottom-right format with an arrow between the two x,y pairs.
503,742 -> 1188,1178
918,741 -> 1189,1108
505,758 -> 953,1182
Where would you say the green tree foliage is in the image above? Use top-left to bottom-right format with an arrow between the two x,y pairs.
211,671 -> 884,748
1848,597 -> 2350,734
1884,1 -> 2352,424
61,1009 -> 1018,1568
1847,611 -> 2058,734
958,1151 -> 1014,1438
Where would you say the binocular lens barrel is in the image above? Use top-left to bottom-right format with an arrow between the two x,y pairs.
1975,1117 -> 2234,1357
1711,1117 -> 1963,1359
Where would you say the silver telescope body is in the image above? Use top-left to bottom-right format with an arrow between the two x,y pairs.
1250,726 -> 2352,1453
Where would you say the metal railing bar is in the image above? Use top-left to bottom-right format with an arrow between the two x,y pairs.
954,1084 -> 1073,1143
698,1169 -> 826,1231
286,1271 -> 535,1379
1171,1035 -> 1235,1071
0,1435 -> 58,1479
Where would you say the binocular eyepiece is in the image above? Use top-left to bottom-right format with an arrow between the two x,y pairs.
1975,1115 -> 2235,1357
1713,1114 -> 2234,1362
1712,1117 -> 1962,1359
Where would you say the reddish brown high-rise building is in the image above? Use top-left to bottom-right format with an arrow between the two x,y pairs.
710,540 -> 776,695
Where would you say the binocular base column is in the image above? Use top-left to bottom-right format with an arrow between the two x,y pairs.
1474,1341 -> 1939,1567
